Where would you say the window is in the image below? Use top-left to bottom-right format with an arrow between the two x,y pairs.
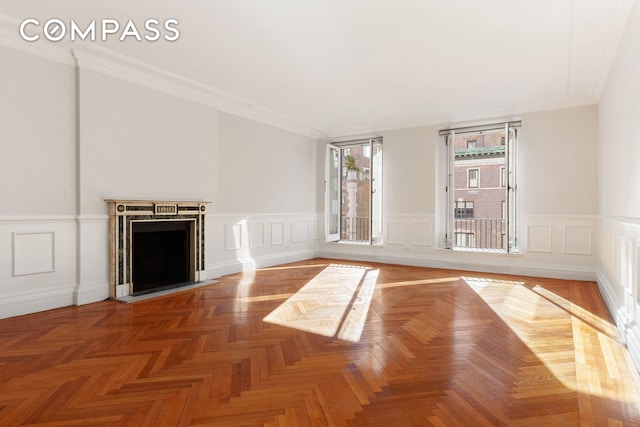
467,140 -> 477,149
441,121 -> 519,253
468,169 -> 479,188
326,138 -> 383,244
455,232 -> 475,248
455,201 -> 474,219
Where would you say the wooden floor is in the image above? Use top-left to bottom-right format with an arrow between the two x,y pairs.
1,258 -> 639,426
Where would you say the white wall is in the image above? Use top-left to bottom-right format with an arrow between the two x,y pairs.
0,47 -> 76,216
597,0 -> 640,370
0,46 -> 78,317
209,113 -> 318,277
217,112 -> 316,214
520,106 -> 598,216
0,43 -> 319,318
73,69 -> 219,304
319,105 -> 599,280
78,69 -> 218,215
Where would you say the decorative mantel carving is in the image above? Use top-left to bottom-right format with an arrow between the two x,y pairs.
106,199 -> 210,299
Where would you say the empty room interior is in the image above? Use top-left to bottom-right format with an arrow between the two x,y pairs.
2,1 -> 640,425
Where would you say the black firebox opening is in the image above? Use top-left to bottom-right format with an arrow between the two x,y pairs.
132,220 -> 193,296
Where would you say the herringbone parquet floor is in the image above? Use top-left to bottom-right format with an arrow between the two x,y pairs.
0,258 -> 639,426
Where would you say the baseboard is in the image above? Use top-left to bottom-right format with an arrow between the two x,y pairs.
627,327 -> 640,374
74,282 -> 110,305
318,249 -> 598,281
207,249 -> 317,278
596,270 -> 640,373
596,270 -> 623,318
0,288 -> 76,320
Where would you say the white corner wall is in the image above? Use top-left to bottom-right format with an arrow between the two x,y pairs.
597,0 -> 640,370
0,41 -> 319,319
0,46 -> 79,317
209,113 -> 318,277
319,105 -> 599,281
74,68 -> 219,305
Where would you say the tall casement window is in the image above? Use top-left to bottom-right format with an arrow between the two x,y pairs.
440,121 -> 520,253
326,138 -> 383,244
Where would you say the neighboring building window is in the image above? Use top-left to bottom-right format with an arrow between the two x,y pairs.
441,121 -> 520,253
455,201 -> 474,219
467,140 -> 477,149
468,169 -> 479,188
455,232 -> 475,248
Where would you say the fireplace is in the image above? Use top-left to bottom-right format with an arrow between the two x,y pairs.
132,220 -> 193,295
107,200 -> 209,299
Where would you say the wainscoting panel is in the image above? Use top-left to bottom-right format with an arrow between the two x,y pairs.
225,224 -> 242,251
249,223 -> 265,248
291,221 -> 309,243
636,243 -> 640,306
75,216 -> 110,305
208,214 -> 318,278
597,217 -> 640,373
564,225 -> 592,255
319,215 -> 597,281
0,216 -> 78,319
412,222 -> 432,247
12,231 -> 55,276
271,222 -> 284,246
527,225 -> 552,253
386,222 -> 406,245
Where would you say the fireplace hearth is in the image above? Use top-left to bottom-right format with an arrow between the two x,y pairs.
107,200 -> 209,299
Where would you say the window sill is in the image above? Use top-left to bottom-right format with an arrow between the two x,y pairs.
327,240 -> 384,246
450,247 -> 521,255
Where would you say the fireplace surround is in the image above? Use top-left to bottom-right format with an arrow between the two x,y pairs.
106,200 -> 209,299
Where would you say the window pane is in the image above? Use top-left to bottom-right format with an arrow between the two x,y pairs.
468,169 -> 479,188
342,146 -> 370,241
371,141 -> 383,244
452,129 -> 507,251
326,146 -> 340,242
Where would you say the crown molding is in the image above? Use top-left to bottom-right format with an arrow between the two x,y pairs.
69,45 -> 323,138
0,14 -> 322,139
0,13 -> 74,65
325,98 -> 599,139
2,3 -> 630,142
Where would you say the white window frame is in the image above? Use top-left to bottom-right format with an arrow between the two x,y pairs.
440,121 -> 520,253
325,138 -> 383,245
468,168 -> 479,188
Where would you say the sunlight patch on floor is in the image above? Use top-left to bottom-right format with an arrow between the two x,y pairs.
462,276 -> 639,404
263,264 -> 378,342
376,276 -> 460,289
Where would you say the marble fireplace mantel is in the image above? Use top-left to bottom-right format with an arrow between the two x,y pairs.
106,199 -> 210,299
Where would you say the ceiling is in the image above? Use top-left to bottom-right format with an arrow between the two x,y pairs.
0,0 -> 634,137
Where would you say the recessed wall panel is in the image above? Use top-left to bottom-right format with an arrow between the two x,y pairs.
225,224 -> 242,251
527,225 -> 552,253
564,225 -> 592,255
291,221 -> 309,243
13,231 -> 55,276
271,222 -> 284,246
249,223 -> 265,248
412,223 -> 431,246
387,222 -> 406,245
